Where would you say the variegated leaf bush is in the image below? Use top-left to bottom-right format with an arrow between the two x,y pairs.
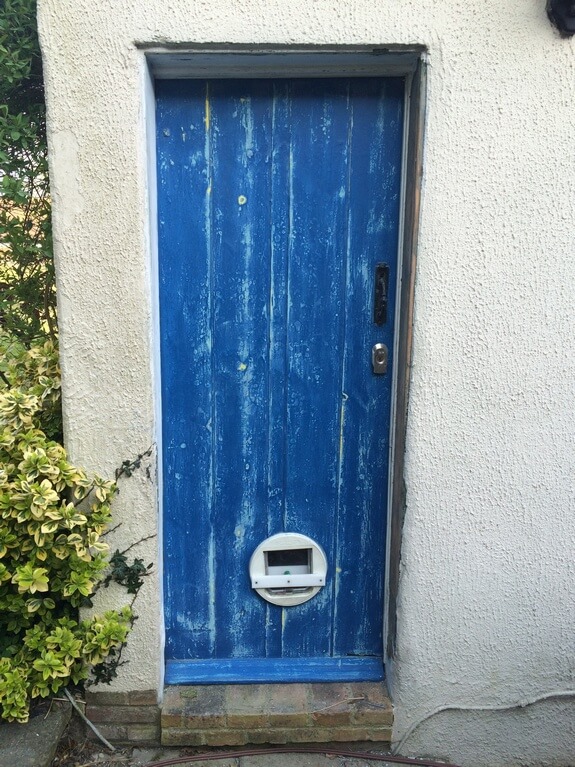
0,335 -> 132,722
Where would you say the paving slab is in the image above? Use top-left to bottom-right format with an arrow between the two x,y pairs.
129,757 -> 396,767
238,754 -> 356,767
151,760 -> 241,767
0,701 -> 71,767
128,745 -> 398,767
235,749 -> 399,767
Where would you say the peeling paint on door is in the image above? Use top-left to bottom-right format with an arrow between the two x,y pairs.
157,77 -> 404,683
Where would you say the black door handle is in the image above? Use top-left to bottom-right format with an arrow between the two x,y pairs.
373,263 -> 389,326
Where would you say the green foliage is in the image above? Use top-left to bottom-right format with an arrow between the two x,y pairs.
0,333 -> 62,441
104,551 -> 154,596
0,0 -> 55,343
0,338 -> 134,723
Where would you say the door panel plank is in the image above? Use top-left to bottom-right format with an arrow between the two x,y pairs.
265,81 -> 292,657
333,78 -> 404,655
280,79 -> 351,657
208,80 -> 274,658
157,80 -> 216,659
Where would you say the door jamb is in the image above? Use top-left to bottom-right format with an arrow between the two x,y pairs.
384,56 -> 426,660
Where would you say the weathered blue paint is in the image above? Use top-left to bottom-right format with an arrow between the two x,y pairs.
157,77 -> 404,682
166,657 -> 384,684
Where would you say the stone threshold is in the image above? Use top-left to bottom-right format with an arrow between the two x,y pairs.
161,682 -> 393,747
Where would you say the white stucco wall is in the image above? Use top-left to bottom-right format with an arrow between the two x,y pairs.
38,2 -> 575,765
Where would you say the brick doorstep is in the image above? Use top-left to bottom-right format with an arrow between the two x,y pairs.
161,683 -> 393,747
85,690 -> 160,746
86,683 -> 393,746
163,725 -> 392,747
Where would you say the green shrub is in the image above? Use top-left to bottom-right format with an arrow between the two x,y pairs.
0,0 -> 55,344
0,336 -> 132,722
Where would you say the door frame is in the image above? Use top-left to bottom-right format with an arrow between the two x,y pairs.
144,45 -> 426,676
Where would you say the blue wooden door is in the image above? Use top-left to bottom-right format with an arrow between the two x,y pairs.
157,77 -> 404,683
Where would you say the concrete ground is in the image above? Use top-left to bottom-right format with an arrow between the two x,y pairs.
129,745 -> 400,767
0,701 -> 71,767
53,742 -> 405,767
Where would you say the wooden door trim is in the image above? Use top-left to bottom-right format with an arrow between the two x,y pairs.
144,44 -> 425,79
147,45 -> 426,670
385,57 -> 426,660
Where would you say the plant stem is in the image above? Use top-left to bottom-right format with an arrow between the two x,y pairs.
62,688 -> 116,752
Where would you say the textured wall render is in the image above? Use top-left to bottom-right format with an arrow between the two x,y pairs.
38,1 -> 575,765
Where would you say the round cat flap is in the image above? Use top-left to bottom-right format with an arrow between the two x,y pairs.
249,532 -> 328,607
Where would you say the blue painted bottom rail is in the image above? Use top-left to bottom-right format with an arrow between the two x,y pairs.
165,657 -> 384,684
